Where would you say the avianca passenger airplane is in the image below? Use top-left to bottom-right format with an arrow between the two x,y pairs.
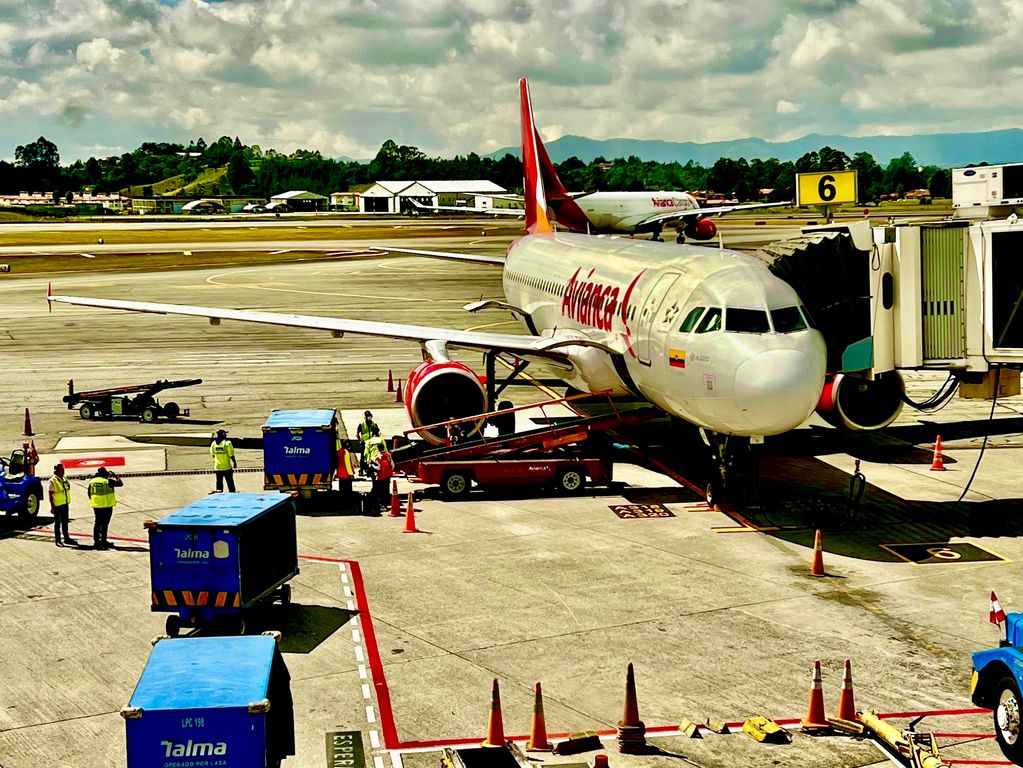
48,79 -> 827,474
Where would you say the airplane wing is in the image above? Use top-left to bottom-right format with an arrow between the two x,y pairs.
408,199 -> 524,217
365,245 -> 505,265
46,293 -> 616,367
633,201 -> 790,229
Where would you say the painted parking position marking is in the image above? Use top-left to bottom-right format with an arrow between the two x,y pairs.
880,541 -> 1009,565
610,503 -> 675,519
60,455 -> 126,469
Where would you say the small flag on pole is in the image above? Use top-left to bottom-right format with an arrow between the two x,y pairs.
991,591 -> 1007,628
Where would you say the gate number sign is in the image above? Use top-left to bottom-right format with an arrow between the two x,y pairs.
796,170 -> 858,206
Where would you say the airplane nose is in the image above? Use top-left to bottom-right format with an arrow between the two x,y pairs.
734,348 -> 825,434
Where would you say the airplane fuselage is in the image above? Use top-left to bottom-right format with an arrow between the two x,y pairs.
569,191 -> 700,233
503,232 -> 827,436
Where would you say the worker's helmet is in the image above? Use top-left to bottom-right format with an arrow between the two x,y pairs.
96,467 -> 108,477
364,410 -> 373,418
53,463 -> 64,472
216,429 -> 227,438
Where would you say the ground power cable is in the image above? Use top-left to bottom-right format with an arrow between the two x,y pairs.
955,365 -> 1001,504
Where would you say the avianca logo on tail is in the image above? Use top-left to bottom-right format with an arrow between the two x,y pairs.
561,269 -> 645,340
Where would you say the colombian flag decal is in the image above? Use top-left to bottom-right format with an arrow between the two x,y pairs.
668,348 -> 686,368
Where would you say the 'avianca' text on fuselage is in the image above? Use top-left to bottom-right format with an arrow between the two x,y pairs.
561,267 -> 623,331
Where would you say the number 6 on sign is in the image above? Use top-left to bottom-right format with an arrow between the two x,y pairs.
796,170 -> 858,206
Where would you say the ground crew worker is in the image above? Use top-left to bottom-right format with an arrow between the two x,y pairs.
336,437 -> 357,498
87,467 -> 122,549
48,463 -> 74,547
210,429 -> 237,493
363,425 -> 387,469
371,447 -> 394,510
356,410 -> 378,475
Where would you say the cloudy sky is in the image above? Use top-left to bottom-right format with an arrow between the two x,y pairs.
1,0 -> 1020,163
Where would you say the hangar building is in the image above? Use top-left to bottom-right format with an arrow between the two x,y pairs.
359,180 -> 508,213
269,190 -> 328,212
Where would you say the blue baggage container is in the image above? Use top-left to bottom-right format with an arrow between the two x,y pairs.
122,635 -> 295,768
262,409 -> 338,494
148,493 -> 298,636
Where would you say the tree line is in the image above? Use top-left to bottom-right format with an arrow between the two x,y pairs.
1,134 -> 954,205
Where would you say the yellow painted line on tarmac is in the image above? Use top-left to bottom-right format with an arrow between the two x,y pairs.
204,270 -> 464,304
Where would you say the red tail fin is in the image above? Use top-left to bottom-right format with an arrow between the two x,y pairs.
519,77 -> 554,234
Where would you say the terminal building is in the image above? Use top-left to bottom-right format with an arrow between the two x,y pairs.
358,180 -> 512,214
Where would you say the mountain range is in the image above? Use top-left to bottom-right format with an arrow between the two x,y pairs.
488,128 -> 1023,168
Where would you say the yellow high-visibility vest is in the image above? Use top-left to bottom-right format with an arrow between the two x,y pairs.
210,440 -> 235,471
88,477 -> 116,509
50,476 -> 71,506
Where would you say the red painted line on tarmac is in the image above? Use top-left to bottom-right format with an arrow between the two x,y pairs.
934,733 -> 995,739
878,707 -> 989,719
945,761 -> 1013,766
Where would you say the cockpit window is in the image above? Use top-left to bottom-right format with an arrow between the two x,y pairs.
726,307 -> 770,334
695,307 -> 722,333
678,307 -> 704,333
771,306 -> 808,333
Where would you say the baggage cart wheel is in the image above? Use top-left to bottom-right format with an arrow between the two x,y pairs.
555,467 -> 585,494
163,402 -> 180,420
79,403 -> 94,420
20,490 -> 41,518
279,584 -> 292,607
165,614 -> 181,637
441,470 -> 471,498
994,676 -> 1023,764
141,406 -> 158,423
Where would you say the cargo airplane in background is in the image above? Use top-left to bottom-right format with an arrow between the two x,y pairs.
48,78 -> 827,499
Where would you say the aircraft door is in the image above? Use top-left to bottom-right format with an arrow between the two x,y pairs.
635,271 -> 680,365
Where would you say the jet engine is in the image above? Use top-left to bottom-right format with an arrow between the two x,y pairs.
683,217 -> 717,240
815,370 -> 904,431
404,360 -> 486,444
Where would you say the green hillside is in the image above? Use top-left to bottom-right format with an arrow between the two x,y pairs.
125,166 -> 229,197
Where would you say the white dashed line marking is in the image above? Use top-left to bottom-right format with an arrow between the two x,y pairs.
366,705 -> 377,724
353,629 -> 361,643
362,683 -> 372,700
369,730 -> 380,749
359,664 -> 368,680
355,645 -> 365,663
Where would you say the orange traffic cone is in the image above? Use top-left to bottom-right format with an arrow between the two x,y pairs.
801,660 -> 829,730
388,480 -> 402,517
836,659 -> 857,721
591,756 -> 609,768
526,682 -> 553,752
23,407 -> 33,436
481,678 -> 506,748
402,492 -> 420,533
616,662 -> 647,753
811,529 -> 826,577
386,369 -> 394,392
394,379 -> 403,403
930,435 -> 946,471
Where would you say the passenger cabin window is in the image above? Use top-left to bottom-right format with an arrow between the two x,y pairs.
771,306 -> 808,333
726,307 -> 770,334
696,307 -> 722,333
679,307 -> 704,333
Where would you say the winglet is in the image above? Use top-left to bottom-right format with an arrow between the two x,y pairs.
46,281 -> 52,313
519,77 -> 554,234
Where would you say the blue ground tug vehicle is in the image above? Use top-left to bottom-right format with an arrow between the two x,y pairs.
0,446 -> 42,519
146,493 -> 299,636
262,409 -> 339,498
972,611 -> 1023,764
122,634 -> 295,768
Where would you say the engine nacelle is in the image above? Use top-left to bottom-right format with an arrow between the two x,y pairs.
404,360 -> 486,445
684,217 -> 717,240
815,370 -> 904,431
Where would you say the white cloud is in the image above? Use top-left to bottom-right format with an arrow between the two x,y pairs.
776,99 -> 801,115
76,38 -> 123,70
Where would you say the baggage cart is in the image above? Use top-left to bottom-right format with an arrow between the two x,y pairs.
262,409 -> 339,497
147,493 -> 298,636
122,634 -> 295,767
